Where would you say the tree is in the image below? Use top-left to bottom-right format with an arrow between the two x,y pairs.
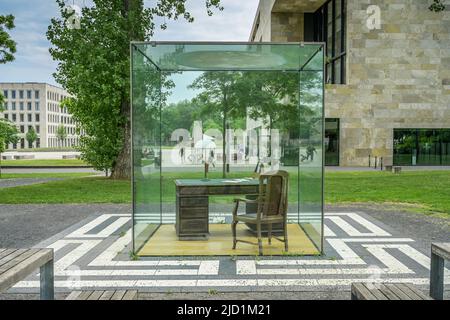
0,14 -> 16,64
26,127 -> 38,149
429,0 -> 446,12
0,14 -> 18,177
56,124 -> 67,148
47,0 -> 223,179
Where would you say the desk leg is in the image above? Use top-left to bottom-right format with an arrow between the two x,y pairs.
40,259 -> 54,300
429,252 -> 444,300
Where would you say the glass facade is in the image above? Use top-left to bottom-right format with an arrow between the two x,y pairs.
394,129 -> 450,166
325,118 -> 339,166
131,42 -> 325,256
312,0 -> 346,84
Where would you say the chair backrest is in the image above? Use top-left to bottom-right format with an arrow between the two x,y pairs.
257,170 -> 289,219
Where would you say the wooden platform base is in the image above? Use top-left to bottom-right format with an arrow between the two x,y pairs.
138,224 -> 319,256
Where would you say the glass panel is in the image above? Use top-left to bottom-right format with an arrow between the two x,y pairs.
417,129 -> 440,165
299,49 -> 324,252
393,129 -> 416,166
325,118 -> 339,166
132,46 -> 162,252
132,43 -> 324,256
441,129 -> 450,165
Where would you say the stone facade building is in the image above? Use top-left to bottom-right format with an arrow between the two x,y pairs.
250,0 -> 450,166
1,82 -> 80,149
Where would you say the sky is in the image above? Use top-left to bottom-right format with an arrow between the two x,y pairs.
0,0 -> 259,86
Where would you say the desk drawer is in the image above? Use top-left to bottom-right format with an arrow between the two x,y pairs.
179,207 -> 208,219
179,219 -> 208,233
180,197 -> 208,207
178,186 -> 207,195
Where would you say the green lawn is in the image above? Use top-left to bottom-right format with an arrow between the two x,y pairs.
1,171 -> 449,217
1,159 -> 89,167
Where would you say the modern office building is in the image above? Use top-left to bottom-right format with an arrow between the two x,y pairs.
0,82 -> 80,149
250,0 -> 450,166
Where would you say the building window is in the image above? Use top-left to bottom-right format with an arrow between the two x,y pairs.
394,129 -> 450,166
312,0 -> 346,84
36,114 -> 40,122
35,90 -> 40,99
20,102 -> 24,111
4,102 -> 8,110
325,118 -> 340,166
20,114 -> 24,122
12,114 -> 16,122
36,125 -> 40,133
11,90 -> 16,99
28,114 -> 32,122
20,125 -> 24,133
35,102 -> 40,111
27,90 -> 32,99
27,102 -> 32,111
3,90 -> 7,98
4,114 -> 8,120
12,102 -> 16,110
19,90 -> 24,99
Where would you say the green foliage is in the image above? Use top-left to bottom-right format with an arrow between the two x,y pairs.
25,126 -> 38,146
0,14 -> 16,64
47,0 -> 223,178
56,124 -> 67,146
429,0 -> 446,12
0,102 -> 18,153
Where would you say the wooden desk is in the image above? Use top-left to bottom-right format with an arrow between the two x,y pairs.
175,178 -> 259,240
0,248 -> 54,300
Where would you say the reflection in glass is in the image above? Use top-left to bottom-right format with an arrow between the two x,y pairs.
132,43 -> 324,256
393,129 -> 450,166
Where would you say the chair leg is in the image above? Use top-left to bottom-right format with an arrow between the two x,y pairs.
268,224 -> 272,245
257,223 -> 263,256
232,220 -> 237,249
284,222 -> 289,252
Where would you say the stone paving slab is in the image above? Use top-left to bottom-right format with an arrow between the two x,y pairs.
5,209 -> 449,295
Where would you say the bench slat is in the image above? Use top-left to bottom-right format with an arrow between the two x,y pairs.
0,249 -> 41,274
351,283 -> 377,300
363,284 -> 388,300
396,283 -> 425,300
431,243 -> 450,261
0,249 -> 18,261
111,290 -> 126,300
404,283 -> 432,300
66,291 -> 82,300
87,290 -> 105,300
0,249 -> 29,268
0,249 -> 53,293
377,284 -> 400,300
99,291 -> 116,300
122,290 -> 138,300
384,284 -> 412,300
76,290 -> 94,300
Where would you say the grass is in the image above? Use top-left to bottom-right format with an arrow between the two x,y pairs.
1,170 -> 449,217
1,159 -> 88,167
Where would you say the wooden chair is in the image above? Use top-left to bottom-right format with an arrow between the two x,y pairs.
231,170 -> 289,255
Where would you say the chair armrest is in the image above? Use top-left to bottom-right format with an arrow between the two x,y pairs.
233,197 -> 258,204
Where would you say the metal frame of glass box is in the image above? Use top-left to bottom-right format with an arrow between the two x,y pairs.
131,42 -> 325,256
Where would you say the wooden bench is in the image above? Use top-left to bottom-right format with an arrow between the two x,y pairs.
351,283 -> 432,300
430,242 -> 450,300
0,248 -> 54,300
66,290 -> 138,300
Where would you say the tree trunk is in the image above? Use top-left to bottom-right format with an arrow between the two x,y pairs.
111,100 -> 132,179
110,0 -> 143,180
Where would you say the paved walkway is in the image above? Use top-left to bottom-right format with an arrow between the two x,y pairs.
6,209 -> 449,296
0,178 -> 65,188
